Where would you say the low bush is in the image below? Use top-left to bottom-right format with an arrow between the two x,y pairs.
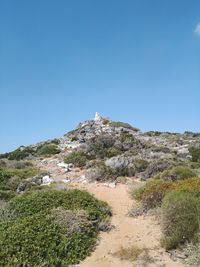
189,146 -> 200,162
184,243 -> 200,266
142,159 -> 175,179
132,179 -> 174,210
0,190 -> 16,200
110,121 -> 139,131
118,132 -> 139,144
85,161 -> 115,181
0,201 -> 17,221
86,134 -> 116,159
173,177 -> 200,196
0,212 -> 96,266
161,191 -> 200,249
103,147 -> 122,158
0,167 -> 39,191
37,144 -> 61,156
10,189 -> 111,222
0,169 -> 12,187
145,131 -> 162,137
117,165 -> 136,177
7,147 -> 35,160
64,151 -> 89,167
114,245 -> 143,262
160,166 -> 196,181
151,145 -> 171,153
0,159 -> 33,170
50,207 -> 93,236
113,245 -> 154,265
0,160 -> 6,168
132,177 -> 200,212
134,158 -> 149,172
0,188 -> 111,266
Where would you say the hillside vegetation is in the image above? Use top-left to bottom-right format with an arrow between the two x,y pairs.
1,113 -> 200,266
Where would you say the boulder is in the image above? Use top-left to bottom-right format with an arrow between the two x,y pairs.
42,175 -> 53,185
105,155 -> 133,170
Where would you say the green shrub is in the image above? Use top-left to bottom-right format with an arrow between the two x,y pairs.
0,189 -> 111,266
0,201 -> 17,221
132,177 -> 200,213
132,179 -> 175,210
0,153 -> 9,159
0,160 -> 6,168
7,147 -> 35,160
86,134 -> 116,159
161,191 -> 200,249
103,147 -> 122,158
10,189 -> 111,222
151,145 -> 171,153
134,158 -> 149,172
0,169 -> 11,187
189,147 -> 200,162
0,167 -> 39,191
64,151 -> 89,167
110,121 -> 139,131
0,212 -> 96,266
145,131 -> 162,137
85,160 -> 116,181
160,166 -> 196,181
119,132 -> 139,143
37,144 -> 61,156
117,165 -> 136,177
0,190 -> 16,201
173,177 -> 200,196
50,208 -> 93,236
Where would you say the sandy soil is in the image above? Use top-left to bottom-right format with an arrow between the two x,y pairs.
74,182 -> 184,267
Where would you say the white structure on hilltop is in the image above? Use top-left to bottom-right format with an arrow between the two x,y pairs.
94,112 -> 102,122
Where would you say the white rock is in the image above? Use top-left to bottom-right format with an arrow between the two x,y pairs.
108,182 -> 116,188
103,182 -> 116,188
62,179 -> 70,183
57,162 -> 69,168
42,175 -> 53,185
78,175 -> 86,182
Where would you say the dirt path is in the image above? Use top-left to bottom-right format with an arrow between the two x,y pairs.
77,183 -> 184,267
35,158 -> 184,266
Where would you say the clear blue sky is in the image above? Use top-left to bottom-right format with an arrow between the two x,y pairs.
0,0 -> 200,153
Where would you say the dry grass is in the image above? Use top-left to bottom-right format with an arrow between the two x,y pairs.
113,245 -> 155,266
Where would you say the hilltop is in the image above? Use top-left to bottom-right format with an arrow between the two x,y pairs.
1,112 -> 200,187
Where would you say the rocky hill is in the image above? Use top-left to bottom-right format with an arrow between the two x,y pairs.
1,112 -> 200,189
1,113 -> 200,266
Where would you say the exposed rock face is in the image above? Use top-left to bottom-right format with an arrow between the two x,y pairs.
105,155 -> 134,170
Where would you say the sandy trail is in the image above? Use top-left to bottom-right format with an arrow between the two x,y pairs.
76,183 -> 183,267
35,158 -> 183,266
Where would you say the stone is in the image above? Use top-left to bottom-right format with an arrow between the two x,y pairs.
57,162 -> 69,168
62,178 -> 70,183
103,182 -> 116,188
108,182 -> 116,188
105,155 -> 133,170
42,175 -> 53,185
57,162 -> 74,172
